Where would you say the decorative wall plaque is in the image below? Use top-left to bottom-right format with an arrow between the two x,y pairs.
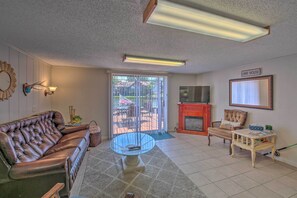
241,68 -> 262,77
0,61 -> 17,101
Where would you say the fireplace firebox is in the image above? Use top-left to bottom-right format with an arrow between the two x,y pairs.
185,116 -> 204,132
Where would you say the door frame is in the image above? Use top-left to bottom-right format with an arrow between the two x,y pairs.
109,72 -> 168,138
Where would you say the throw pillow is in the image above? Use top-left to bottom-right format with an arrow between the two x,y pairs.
219,120 -> 241,130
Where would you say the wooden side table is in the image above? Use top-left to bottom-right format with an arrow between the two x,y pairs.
231,129 -> 276,167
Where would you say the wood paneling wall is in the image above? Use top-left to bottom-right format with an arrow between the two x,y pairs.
0,43 -> 52,123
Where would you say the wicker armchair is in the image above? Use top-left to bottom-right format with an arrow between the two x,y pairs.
208,109 -> 247,154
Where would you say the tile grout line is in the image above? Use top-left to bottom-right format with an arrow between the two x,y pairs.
76,135 -> 297,198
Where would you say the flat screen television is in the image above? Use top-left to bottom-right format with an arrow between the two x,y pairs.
179,86 -> 210,103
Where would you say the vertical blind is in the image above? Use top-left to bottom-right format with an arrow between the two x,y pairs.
111,74 -> 167,136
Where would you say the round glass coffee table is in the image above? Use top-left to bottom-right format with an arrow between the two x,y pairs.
110,133 -> 155,173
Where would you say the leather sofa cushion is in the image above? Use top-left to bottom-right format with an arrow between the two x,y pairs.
0,129 -> 41,164
59,130 -> 89,143
0,132 -> 19,164
36,111 -> 66,131
45,138 -> 87,155
53,111 -> 66,131
20,123 -> 54,156
42,148 -> 80,164
9,157 -> 68,180
208,127 -> 232,139
39,120 -> 63,144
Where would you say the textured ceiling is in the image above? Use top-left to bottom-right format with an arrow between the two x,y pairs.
1,0 -> 297,73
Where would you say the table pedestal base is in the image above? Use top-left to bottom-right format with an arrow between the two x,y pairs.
121,155 -> 145,174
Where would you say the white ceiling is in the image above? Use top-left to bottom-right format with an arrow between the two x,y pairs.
1,0 -> 297,73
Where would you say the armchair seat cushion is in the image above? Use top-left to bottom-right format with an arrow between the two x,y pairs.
9,158 -> 67,180
59,130 -> 89,143
45,138 -> 87,155
42,148 -> 80,164
208,127 -> 232,139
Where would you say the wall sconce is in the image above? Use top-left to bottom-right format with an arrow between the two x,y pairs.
45,86 -> 57,96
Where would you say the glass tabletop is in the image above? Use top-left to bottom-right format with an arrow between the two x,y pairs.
110,133 -> 155,156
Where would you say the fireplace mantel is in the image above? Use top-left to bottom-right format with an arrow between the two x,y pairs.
177,103 -> 211,136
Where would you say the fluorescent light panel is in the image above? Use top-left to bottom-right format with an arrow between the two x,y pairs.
123,55 -> 185,67
144,0 -> 269,42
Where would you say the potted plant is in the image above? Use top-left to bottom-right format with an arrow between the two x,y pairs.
72,115 -> 82,126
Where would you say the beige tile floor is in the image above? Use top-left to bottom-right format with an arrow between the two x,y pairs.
156,133 -> 297,198
71,132 -> 297,198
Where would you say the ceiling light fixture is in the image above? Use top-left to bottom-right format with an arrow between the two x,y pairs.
123,55 -> 185,67
143,0 -> 270,42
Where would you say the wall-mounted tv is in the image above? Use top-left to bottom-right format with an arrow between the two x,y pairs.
179,86 -> 210,103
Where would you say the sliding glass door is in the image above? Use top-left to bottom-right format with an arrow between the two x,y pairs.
111,74 -> 167,136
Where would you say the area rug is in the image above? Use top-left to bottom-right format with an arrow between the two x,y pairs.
78,143 -> 206,198
149,132 -> 175,141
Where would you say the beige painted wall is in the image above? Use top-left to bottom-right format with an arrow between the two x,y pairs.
196,54 -> 297,166
51,66 -> 196,138
167,74 -> 197,131
51,66 -> 109,139
0,43 -> 52,124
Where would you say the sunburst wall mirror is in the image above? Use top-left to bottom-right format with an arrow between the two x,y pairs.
0,61 -> 17,101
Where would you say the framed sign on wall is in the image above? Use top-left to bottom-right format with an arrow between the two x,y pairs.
241,68 -> 262,77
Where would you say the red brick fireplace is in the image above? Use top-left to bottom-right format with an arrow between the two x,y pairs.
177,103 -> 211,136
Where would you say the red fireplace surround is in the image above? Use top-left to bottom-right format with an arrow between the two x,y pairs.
177,103 -> 211,136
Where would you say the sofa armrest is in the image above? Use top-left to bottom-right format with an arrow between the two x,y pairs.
211,121 -> 221,128
42,183 -> 65,198
61,124 -> 89,134
9,157 -> 69,180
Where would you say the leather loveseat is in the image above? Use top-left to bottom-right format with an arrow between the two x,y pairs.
0,111 -> 90,198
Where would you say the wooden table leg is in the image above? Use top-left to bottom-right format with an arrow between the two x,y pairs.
231,133 -> 235,157
271,136 -> 276,161
251,139 -> 256,168
251,151 -> 256,168
231,143 -> 235,157
271,146 -> 276,161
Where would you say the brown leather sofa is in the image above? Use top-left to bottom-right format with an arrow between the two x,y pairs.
208,109 -> 247,154
0,111 -> 90,198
